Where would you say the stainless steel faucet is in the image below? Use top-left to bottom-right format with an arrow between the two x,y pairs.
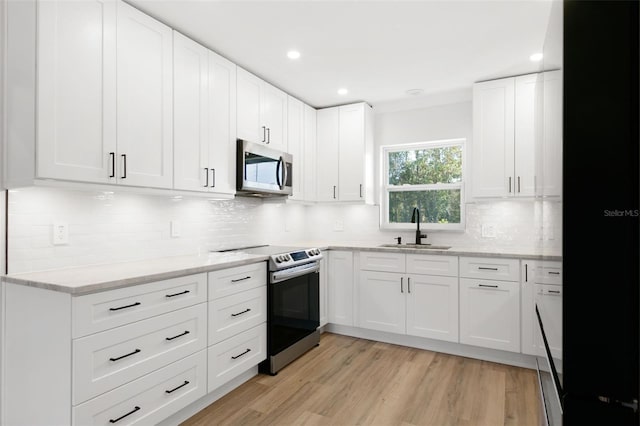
411,207 -> 427,245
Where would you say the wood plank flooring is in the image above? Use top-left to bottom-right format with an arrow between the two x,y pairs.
182,333 -> 540,426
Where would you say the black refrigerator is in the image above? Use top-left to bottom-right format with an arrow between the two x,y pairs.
563,0 -> 639,424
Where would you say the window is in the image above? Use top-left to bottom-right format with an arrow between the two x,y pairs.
382,139 -> 465,230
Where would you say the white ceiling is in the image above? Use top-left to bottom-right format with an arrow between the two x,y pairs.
129,0 -> 552,109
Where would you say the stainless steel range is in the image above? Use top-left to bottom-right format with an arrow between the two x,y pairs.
227,245 -> 323,375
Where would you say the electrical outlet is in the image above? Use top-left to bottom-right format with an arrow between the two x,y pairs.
170,220 -> 181,238
52,222 -> 69,245
333,219 -> 344,232
481,224 -> 496,238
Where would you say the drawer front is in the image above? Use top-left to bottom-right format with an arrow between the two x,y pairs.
209,286 -> 267,345
406,254 -> 458,277
208,262 -> 267,300
73,303 -> 207,404
207,323 -> 266,392
73,350 -> 207,426
73,273 -> 207,338
534,262 -> 562,285
359,251 -> 405,273
459,257 -> 520,282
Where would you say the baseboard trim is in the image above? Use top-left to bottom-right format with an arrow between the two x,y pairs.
325,324 -> 536,370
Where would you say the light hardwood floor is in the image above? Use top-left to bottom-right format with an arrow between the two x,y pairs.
182,333 -> 541,426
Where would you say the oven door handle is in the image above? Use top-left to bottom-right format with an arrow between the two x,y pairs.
271,262 -> 320,283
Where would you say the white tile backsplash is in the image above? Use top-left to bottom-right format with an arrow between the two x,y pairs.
8,187 -> 561,274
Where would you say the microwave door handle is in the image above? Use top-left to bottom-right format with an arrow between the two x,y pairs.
275,157 -> 282,188
281,157 -> 288,190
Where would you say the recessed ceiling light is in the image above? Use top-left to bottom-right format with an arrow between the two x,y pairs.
529,53 -> 543,62
406,89 -> 424,96
337,88 -> 348,95
287,50 -> 301,60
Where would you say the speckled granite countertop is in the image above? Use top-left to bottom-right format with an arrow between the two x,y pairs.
2,242 -> 560,296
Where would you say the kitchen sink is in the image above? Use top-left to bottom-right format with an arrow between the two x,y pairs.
378,244 -> 451,250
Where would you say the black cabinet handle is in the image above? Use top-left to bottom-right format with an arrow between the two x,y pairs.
109,348 -> 141,362
518,176 -> 521,193
266,128 -> 270,144
525,264 -> 528,282
165,380 -> 189,394
109,301 -> 141,311
400,277 -> 404,293
211,168 -> 216,188
478,267 -> 498,271
333,186 -> 337,199
548,271 -> 560,275
231,348 -> 251,360
121,154 -> 127,179
231,276 -> 251,283
478,284 -> 499,289
359,184 -> 363,198
204,167 -> 209,187
231,308 -> 251,317
548,290 -> 561,294
262,126 -> 266,143
508,176 -> 511,193
109,152 -> 115,178
165,330 -> 190,341
408,277 -> 411,294
109,406 -> 140,423
166,290 -> 190,298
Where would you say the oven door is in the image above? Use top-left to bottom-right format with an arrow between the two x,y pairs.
237,139 -> 292,196
269,263 -> 320,356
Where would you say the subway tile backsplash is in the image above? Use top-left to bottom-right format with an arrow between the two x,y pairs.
8,187 -> 561,274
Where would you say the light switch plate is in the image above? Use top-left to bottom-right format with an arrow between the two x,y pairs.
481,224 -> 496,238
170,220 -> 181,238
52,222 -> 69,245
334,220 -> 344,232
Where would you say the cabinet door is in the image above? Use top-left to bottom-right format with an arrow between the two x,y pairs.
406,274 -> 459,342
520,261 -> 538,355
116,1 -> 173,188
236,67 -> 263,143
542,70 -> 562,197
287,96 -> 305,200
358,271 -> 405,334
514,74 -> 539,197
319,257 -> 328,327
535,284 -> 562,359
328,250 -> 353,326
338,103 -> 365,201
316,108 -> 340,202
303,105 -> 317,201
263,83 -> 288,151
472,78 -> 515,197
37,0 -> 116,183
207,50 -> 237,195
459,278 -> 520,352
173,32 -> 208,192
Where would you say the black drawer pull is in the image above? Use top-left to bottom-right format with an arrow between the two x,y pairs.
548,271 -> 560,275
166,330 -> 190,341
231,308 -> 251,317
110,349 -> 141,362
110,406 -> 140,423
109,302 -> 141,311
166,290 -> 190,298
478,284 -> 499,288
231,276 -> 251,283
478,267 -> 498,271
165,380 -> 190,394
231,348 -> 251,360
548,290 -> 561,294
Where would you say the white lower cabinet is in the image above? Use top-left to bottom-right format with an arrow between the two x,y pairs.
319,257 -> 328,327
358,271 -> 406,334
406,274 -> 459,342
73,350 -> 207,425
328,250 -> 354,326
208,286 -> 266,345
459,278 -> 520,352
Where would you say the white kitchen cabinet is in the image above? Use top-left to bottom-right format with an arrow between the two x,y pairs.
520,260 -> 538,355
303,104 -> 318,201
287,96 -> 305,200
459,278 -> 520,352
319,257 -> 328,327
358,271 -> 406,334
236,67 -> 288,151
472,73 -> 539,198
328,250 -> 354,326
540,70 -> 563,197
116,1 -> 173,188
406,274 -> 459,342
316,103 -> 374,203
173,31 -> 236,196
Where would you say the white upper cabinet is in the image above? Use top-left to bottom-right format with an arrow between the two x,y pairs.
287,96 -> 305,201
541,70 -> 563,197
316,103 -> 374,203
116,1 -> 173,188
236,67 -> 288,151
303,104 -> 318,201
472,73 -> 541,198
172,31 -> 236,196
36,0 -> 117,184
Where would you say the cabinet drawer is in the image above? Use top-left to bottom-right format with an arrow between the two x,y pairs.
72,274 -> 207,338
359,251 -> 405,273
534,262 -> 562,285
209,286 -> 267,345
73,303 -> 207,404
73,350 -> 207,425
459,257 -> 519,281
207,323 -> 266,392
208,262 -> 267,300
406,254 -> 458,277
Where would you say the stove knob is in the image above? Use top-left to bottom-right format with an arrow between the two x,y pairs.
275,257 -> 281,263
286,255 -> 291,261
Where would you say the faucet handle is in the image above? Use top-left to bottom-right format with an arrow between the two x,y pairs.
395,236 -> 402,245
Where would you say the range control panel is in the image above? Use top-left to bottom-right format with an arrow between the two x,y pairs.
269,248 -> 322,270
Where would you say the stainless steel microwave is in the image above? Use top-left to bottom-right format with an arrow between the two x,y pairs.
236,139 -> 293,197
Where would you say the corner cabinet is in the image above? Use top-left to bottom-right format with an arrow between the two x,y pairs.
316,103 -> 374,203
328,250 -> 354,326
287,97 -> 318,202
236,67 -> 288,152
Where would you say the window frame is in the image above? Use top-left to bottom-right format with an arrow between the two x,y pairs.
380,138 -> 466,231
